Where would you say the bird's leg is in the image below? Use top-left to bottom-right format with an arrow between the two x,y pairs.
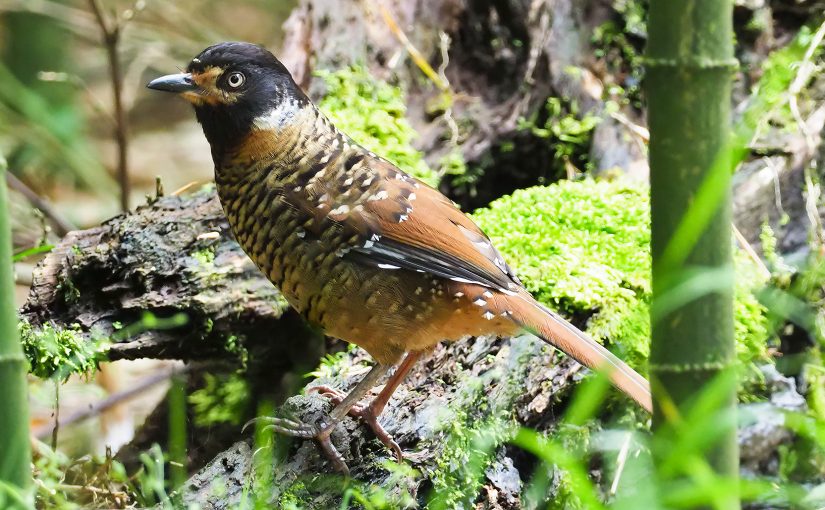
310,351 -> 421,461
352,351 -> 420,460
253,362 -> 391,473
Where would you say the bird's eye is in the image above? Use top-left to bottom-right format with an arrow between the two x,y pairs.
225,71 -> 245,89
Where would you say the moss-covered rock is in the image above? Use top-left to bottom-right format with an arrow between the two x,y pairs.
316,66 -> 437,186
472,178 -> 772,373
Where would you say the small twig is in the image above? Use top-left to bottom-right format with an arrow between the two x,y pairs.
764,156 -> 788,220
377,3 -> 448,91
437,32 -> 460,148
87,0 -> 130,212
803,165 -> 824,247
172,180 -> 207,196
33,364 -> 192,439
29,469 -> 128,502
5,172 -> 75,235
51,381 -> 60,450
609,111 -> 650,143
733,223 -> 771,280
609,432 -> 632,496
52,483 -> 128,498
788,19 -> 825,154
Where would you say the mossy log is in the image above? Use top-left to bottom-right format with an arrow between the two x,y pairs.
178,335 -> 589,509
20,188 -> 324,376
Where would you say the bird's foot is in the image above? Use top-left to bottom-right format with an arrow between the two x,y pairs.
307,385 -> 403,462
244,414 -> 350,474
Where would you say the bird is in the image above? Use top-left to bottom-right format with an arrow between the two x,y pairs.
148,42 -> 652,473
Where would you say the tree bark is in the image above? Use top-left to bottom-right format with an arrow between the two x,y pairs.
20,189 -> 325,393
176,335 -> 586,510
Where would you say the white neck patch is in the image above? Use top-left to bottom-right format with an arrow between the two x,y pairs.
252,99 -> 300,130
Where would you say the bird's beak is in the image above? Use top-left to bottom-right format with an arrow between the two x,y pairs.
146,73 -> 199,93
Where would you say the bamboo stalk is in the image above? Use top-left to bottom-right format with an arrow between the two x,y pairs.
0,154 -> 32,495
646,0 -> 739,504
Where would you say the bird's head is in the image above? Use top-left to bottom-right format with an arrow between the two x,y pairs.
147,42 -> 308,158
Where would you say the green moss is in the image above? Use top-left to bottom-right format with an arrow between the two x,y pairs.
307,344 -> 360,380
56,276 -> 81,305
316,66 -> 437,186
223,334 -> 248,368
188,373 -> 251,427
591,1 -> 647,108
437,148 -> 467,180
19,320 -> 107,380
191,246 -> 215,266
427,348 -> 531,509
517,96 -> 602,174
277,480 -> 309,509
429,412 -> 513,509
471,178 -> 771,373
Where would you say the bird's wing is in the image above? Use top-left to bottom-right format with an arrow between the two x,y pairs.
297,154 -> 521,292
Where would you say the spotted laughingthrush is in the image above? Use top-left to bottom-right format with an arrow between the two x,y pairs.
148,42 -> 652,473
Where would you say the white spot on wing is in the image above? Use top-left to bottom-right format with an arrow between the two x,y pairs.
378,263 -> 400,269
473,298 -> 487,306
367,190 -> 389,201
482,311 -> 495,320
483,290 -> 493,299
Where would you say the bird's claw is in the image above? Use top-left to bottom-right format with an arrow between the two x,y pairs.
244,384 -> 403,473
310,385 -> 403,462
307,385 -> 348,404
348,405 -> 403,462
246,414 -> 350,473
262,418 -> 320,439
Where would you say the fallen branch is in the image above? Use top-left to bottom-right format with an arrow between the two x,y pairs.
32,364 -> 192,440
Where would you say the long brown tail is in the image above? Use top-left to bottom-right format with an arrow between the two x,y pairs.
505,292 -> 652,412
